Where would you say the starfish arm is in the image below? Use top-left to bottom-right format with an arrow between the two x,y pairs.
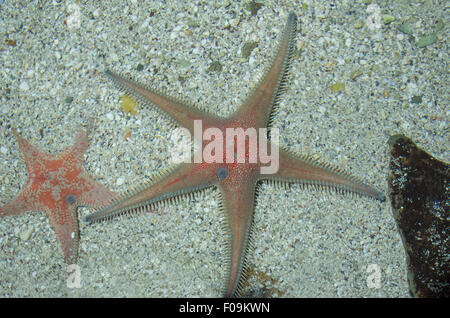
232,12 -> 297,128
46,206 -> 79,264
0,187 -> 36,217
104,70 -> 220,133
76,173 -> 117,207
85,163 -> 217,222
219,181 -> 256,297
61,128 -> 90,162
262,148 -> 386,201
11,128 -> 49,173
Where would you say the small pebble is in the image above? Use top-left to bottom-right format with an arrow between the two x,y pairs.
345,38 -> 352,47
19,226 -> 34,241
116,177 -> 125,186
19,82 -> 29,91
106,112 -> 114,120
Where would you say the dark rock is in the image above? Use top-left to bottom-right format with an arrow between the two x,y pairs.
388,134 -> 449,297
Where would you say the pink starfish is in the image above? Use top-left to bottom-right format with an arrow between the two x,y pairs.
87,12 -> 385,296
0,127 -> 116,264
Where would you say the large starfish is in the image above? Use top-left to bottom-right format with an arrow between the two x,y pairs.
0,127 -> 116,264
86,12 -> 385,297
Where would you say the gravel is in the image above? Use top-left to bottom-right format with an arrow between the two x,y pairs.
0,0 -> 448,297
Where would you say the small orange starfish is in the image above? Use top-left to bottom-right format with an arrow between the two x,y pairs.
87,12 -> 385,296
0,127 -> 116,264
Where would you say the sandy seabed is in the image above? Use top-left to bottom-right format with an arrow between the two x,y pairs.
0,0 -> 448,297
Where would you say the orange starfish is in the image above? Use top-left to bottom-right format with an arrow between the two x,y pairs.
87,12 -> 385,296
0,127 -> 116,264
